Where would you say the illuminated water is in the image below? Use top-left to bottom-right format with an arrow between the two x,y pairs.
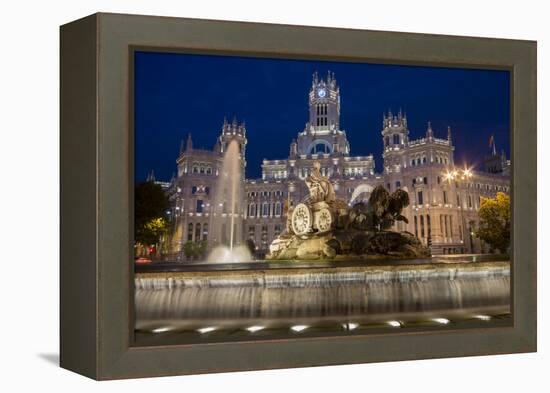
135,261 -> 510,336
207,140 -> 247,262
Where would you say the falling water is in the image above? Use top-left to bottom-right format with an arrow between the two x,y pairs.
135,263 -> 510,329
207,140 -> 251,262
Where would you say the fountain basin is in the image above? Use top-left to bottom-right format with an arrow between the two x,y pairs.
135,259 -> 511,343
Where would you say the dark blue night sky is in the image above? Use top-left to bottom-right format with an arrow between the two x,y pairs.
134,51 -> 510,182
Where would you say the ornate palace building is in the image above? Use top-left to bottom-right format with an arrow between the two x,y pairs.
165,71 -> 510,259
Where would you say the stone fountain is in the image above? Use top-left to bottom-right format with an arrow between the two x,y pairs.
267,160 -> 430,260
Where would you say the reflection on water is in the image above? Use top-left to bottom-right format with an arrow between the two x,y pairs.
135,262 -> 510,338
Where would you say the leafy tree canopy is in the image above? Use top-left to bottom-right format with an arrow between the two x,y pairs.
476,192 -> 511,253
135,181 -> 169,246
182,240 -> 208,259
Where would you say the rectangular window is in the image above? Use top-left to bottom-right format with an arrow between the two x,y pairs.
420,215 -> 425,238
443,191 -> 448,204
414,216 -> 418,237
396,181 -> 401,189
417,191 -> 423,205
196,199 -> 204,213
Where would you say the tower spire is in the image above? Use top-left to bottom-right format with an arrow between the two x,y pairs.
447,126 -> 452,143
186,133 -> 193,151
426,121 -> 433,139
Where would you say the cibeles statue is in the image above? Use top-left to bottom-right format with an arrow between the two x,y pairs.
268,161 -> 351,260
290,161 -> 347,237
267,160 -> 430,260
305,161 -> 336,203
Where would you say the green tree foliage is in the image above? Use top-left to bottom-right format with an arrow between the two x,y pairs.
351,186 -> 410,231
182,241 -> 196,259
476,192 -> 511,253
135,181 -> 170,246
182,240 -> 208,260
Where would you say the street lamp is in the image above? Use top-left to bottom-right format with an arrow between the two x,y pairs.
443,165 -> 473,254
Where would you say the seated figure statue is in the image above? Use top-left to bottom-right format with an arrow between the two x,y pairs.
305,161 -> 336,203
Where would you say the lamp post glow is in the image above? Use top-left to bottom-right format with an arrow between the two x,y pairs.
443,165 -> 474,253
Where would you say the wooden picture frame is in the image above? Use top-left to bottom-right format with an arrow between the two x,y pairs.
60,12 -> 536,380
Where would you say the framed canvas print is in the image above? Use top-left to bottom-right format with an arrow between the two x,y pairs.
60,13 -> 536,380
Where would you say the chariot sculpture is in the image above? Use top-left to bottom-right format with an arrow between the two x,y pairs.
290,161 -> 348,236
268,160 -> 429,260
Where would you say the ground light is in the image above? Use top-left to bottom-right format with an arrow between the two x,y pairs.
342,322 -> 359,330
431,318 -> 450,324
196,326 -> 217,334
290,325 -> 309,333
246,325 -> 265,333
151,326 -> 172,333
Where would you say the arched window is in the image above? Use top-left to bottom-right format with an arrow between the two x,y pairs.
202,224 -> 208,241
192,164 -> 199,174
308,140 -> 332,155
262,202 -> 269,217
187,223 -> 193,241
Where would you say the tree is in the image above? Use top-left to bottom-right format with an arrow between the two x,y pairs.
476,192 -> 510,253
135,181 -> 170,247
182,241 -> 196,260
195,240 -> 208,259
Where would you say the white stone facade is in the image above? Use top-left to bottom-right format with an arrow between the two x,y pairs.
165,72 -> 510,259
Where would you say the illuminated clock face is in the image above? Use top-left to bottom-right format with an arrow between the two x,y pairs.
317,88 -> 326,98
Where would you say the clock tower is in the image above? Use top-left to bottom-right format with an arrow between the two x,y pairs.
308,71 -> 340,133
